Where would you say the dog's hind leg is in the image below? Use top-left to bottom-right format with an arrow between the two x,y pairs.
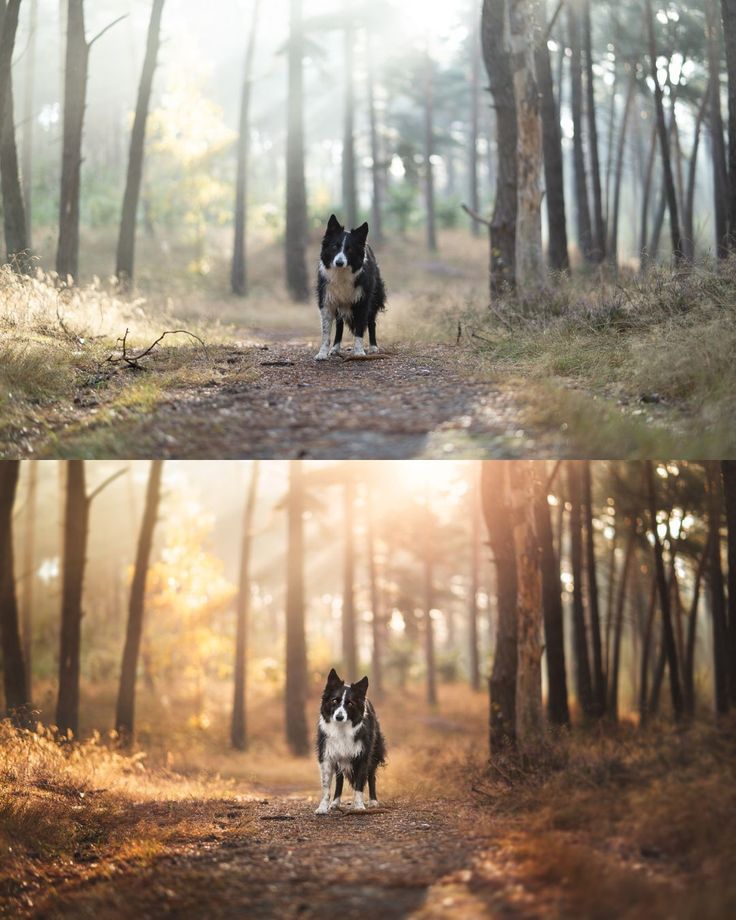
330,771 -> 344,809
368,320 -> 378,354
368,770 -> 379,807
329,318 -> 344,356
315,760 -> 334,814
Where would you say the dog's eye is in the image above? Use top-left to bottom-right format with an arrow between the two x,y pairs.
332,697 -> 339,704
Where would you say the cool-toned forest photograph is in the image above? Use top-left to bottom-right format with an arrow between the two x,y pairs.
1,0 -> 736,458
0,459 -> 735,917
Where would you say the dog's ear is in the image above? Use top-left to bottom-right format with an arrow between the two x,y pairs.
352,221 -> 369,242
326,667 -> 342,687
326,214 -> 343,234
354,675 -> 369,697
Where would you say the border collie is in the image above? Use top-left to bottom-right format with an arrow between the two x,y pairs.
315,214 -> 386,360
314,668 -> 386,814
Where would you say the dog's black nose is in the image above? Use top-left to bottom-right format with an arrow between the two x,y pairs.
334,255 -> 346,266
335,712 -> 345,721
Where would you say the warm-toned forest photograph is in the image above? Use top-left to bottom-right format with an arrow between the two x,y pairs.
0,459 -> 735,917
1,0 -> 736,458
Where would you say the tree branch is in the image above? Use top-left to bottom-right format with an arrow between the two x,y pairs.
88,14 -> 128,48
87,468 -> 128,504
461,202 -> 491,228
542,0 -> 566,45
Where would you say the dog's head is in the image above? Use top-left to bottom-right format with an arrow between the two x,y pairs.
320,214 -> 369,272
320,668 -> 369,726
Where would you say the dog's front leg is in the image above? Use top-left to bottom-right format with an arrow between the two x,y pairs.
315,759 -> 334,814
315,308 -> 332,361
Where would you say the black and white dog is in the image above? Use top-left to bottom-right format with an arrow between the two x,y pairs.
315,668 -> 386,814
315,214 -> 386,360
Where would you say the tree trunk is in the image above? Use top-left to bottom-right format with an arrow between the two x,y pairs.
285,0 -> 309,301
536,33 -> 569,271
21,460 -> 37,701
706,462 -> 730,714
469,15 -> 481,238
510,462 -> 544,745
533,461 -> 569,725
468,474 -> 481,692
645,461 -> 684,719
342,20 -> 357,229
342,482 -> 357,678
285,461 -> 309,753
231,461 -> 259,750
638,574 -> 657,723
423,44 -> 437,252
481,461 -> 518,752
608,518 -> 636,721
366,31 -> 383,243
639,120 -> 657,270
507,0 -> 545,293
582,460 -> 606,715
683,89 -> 709,261
0,460 -> 30,725
115,460 -> 163,742
568,1 -> 594,263
21,0 -> 37,245
721,0 -> 736,243
583,0 -> 605,261
645,0 -> 684,262
706,0 -> 729,258
0,0 -> 20,133
0,0 -> 29,269
608,66 -> 636,268
722,461 -> 736,704
423,504 -> 437,706
482,0 -> 517,292
56,460 -> 89,738
568,461 -> 594,717
684,543 -> 708,715
115,0 -> 165,285
366,486 -> 383,699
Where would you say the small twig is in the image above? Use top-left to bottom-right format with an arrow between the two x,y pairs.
88,14 -> 128,48
542,0 -> 565,44
456,321 -> 462,345
87,468 -> 127,504
470,331 -> 496,346
545,460 -> 562,493
461,202 -> 491,228
106,328 -> 210,370
339,352 -> 393,362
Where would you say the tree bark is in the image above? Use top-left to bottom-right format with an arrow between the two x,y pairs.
342,482 -> 357,678
706,462 -> 730,714
507,0 -> 545,293
468,473 -> 481,692
481,461 -> 518,752
684,543 -> 708,715
285,0 -> 309,301
568,461 -> 594,718
510,462 -> 544,745
568,1 -> 594,263
231,461 -> 259,750
366,31 -> 383,243
56,460 -> 88,737
21,0 -> 37,245
683,89 -> 709,261
342,20 -> 357,229
583,0 -> 605,261
533,461 -> 569,725
639,120 -> 657,270
482,0 -> 517,292
582,461 -> 606,715
423,503 -> 437,706
115,460 -> 163,742
721,0 -> 736,244
645,0 -> 684,262
722,461 -> 736,705
0,0 -> 20,132
705,0 -> 729,258
21,460 -> 37,701
366,486 -> 383,699
423,44 -> 437,252
0,460 -> 30,725
638,574 -> 657,723
115,0 -> 165,285
608,66 -> 636,268
285,461 -> 309,753
469,15 -> 481,239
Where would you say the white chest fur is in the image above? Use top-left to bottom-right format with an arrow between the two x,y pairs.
319,263 -> 364,314
319,715 -> 364,765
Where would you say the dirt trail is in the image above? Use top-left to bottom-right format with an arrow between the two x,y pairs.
35,795 -> 539,920
37,337 -> 537,459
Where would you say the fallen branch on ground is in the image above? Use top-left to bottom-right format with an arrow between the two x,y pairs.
105,328 -> 210,370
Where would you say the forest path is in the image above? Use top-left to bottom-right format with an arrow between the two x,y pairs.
37,794 -> 540,919
36,335 -> 538,459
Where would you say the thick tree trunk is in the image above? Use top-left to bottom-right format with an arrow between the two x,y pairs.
638,575 -> 657,723
645,461 -> 684,719
21,460 -> 37,700
366,32 -> 383,243
285,461 -> 309,753
115,0 -> 165,285
706,462 -> 730,714
536,35 -> 569,271
533,461 -> 569,725
684,543 -> 708,715
608,518 -> 636,721
568,462 -> 594,718
583,0 -> 605,261
231,461 -> 259,750
481,0 -> 517,292
423,505 -> 437,706
683,90 -> 709,261
706,0 -> 729,258
0,460 -> 30,725
342,20 -> 357,229
568,2 -> 594,263
423,45 -> 437,252
722,461 -> 736,704
469,16 -> 481,239
582,461 -> 606,715
342,483 -> 357,678
645,0 -> 684,262
639,121 -> 657,270
0,0 -> 29,269
56,460 -> 89,738
366,488 -> 383,699
468,475 -> 481,692
721,0 -> 736,243
21,0 -> 37,244
0,0 -> 20,131
608,67 -> 636,268
285,0 -> 309,301
481,461 -> 518,752
507,0 -> 545,293
510,462 -> 544,745
115,460 -> 163,742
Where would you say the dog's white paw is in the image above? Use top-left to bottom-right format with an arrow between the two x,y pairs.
367,799 -> 380,808
315,800 -> 330,815
328,344 -> 342,356
368,345 -> 379,354
315,350 -> 329,361
352,801 -> 366,811
329,798 -> 342,810
353,344 -> 366,357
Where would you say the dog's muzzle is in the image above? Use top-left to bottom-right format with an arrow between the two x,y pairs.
333,254 -> 347,268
